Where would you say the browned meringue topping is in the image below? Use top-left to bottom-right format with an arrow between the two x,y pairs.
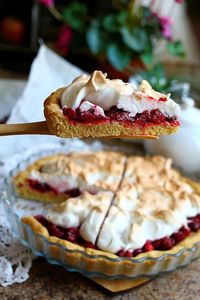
50,191 -> 111,214
97,155 -> 200,253
37,151 -> 126,192
138,80 -> 170,100
120,155 -> 200,220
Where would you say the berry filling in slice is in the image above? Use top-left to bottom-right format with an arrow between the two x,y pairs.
63,106 -> 179,127
28,179 -> 81,197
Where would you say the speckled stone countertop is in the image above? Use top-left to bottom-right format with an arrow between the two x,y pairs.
0,257 -> 200,300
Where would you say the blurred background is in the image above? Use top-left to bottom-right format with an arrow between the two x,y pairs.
0,0 -> 199,74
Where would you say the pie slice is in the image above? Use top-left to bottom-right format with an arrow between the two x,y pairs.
44,70 -> 180,138
22,190 -> 114,252
13,151 -> 126,203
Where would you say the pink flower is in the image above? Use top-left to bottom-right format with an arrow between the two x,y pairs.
175,0 -> 184,3
39,0 -> 54,8
158,16 -> 173,41
55,25 -> 72,56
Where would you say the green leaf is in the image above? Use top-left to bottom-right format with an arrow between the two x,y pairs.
141,6 -> 152,19
86,20 -> 106,54
153,62 -> 165,78
132,62 -> 169,91
167,41 -> 185,57
140,52 -> 153,66
102,15 -> 119,32
106,43 -> 132,70
117,11 -> 128,25
121,27 -> 148,52
63,2 -> 88,31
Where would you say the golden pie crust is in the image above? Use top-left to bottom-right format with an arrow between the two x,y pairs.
21,175 -> 200,280
44,88 -> 178,138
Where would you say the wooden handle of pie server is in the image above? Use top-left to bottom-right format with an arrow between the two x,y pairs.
0,121 -> 51,136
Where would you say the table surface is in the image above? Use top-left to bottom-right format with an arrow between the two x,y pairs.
0,256 -> 200,300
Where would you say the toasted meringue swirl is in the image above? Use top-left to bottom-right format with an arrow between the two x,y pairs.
61,71 -> 180,117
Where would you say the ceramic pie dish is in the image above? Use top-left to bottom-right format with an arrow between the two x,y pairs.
44,70 -> 180,138
2,148 -> 200,280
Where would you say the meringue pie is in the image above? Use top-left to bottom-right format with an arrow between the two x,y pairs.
21,153 -> 200,264
44,71 -> 180,138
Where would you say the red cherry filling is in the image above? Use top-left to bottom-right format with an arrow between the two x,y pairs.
158,97 -> 168,102
159,237 -> 175,250
77,110 -> 107,123
188,222 -> 200,232
66,188 -> 81,197
171,231 -> 185,243
63,108 -> 76,120
134,109 -> 166,125
34,214 -> 199,258
65,227 -> 80,243
180,226 -> 191,237
35,215 -> 48,226
28,179 -> 81,197
63,106 -> 179,127
106,106 -> 133,122
63,107 -> 108,123
47,223 -> 65,239
143,240 -> 154,252
83,241 -> 96,249
132,248 -> 143,257
117,249 -> 126,257
34,215 -> 96,249
29,179 -> 52,193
